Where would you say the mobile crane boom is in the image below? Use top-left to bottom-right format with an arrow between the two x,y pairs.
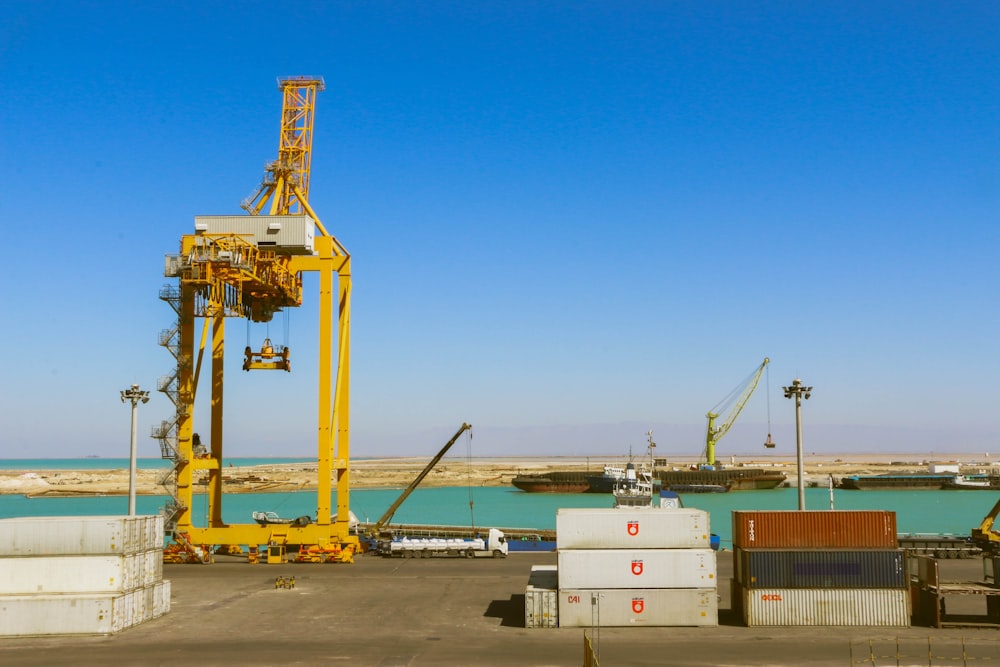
367,423 -> 472,539
704,358 -> 769,466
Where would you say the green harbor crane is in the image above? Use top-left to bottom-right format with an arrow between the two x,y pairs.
704,357 -> 770,467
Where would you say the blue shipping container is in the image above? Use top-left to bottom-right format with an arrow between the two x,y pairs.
736,548 -> 907,589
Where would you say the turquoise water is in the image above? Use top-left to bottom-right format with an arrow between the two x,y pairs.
2,486 -> 996,549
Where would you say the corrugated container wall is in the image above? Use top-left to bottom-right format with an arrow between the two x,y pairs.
732,510 -> 898,549
0,551 -> 163,595
556,508 -> 710,550
736,548 -> 907,589
0,594 -> 118,636
0,515 -> 169,637
194,215 -> 315,255
0,580 -> 172,637
155,579 -> 172,618
0,515 -> 163,556
525,565 -> 558,629
737,584 -> 910,627
558,588 -> 718,627
558,549 -> 716,590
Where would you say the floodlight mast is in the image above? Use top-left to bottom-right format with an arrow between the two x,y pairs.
782,378 -> 812,511
121,384 -> 150,516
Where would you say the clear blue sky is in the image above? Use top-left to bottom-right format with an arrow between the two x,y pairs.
1,2 -> 997,459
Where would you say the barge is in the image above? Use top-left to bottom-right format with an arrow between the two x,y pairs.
655,467 -> 786,490
839,474 -> 954,490
510,471 -> 590,493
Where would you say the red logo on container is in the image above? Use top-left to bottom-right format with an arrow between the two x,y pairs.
627,521 -> 639,536
632,598 -> 645,614
760,594 -> 782,602
631,560 -> 644,576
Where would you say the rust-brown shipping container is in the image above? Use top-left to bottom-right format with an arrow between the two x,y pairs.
732,510 -> 897,549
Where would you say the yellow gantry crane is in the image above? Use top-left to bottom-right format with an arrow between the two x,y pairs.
703,357 -> 770,467
154,76 -> 358,562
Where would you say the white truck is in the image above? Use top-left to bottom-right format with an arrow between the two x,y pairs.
385,528 -> 508,559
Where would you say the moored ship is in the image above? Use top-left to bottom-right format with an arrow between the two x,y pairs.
586,461 -> 648,493
838,474 -> 954,490
510,471 -> 590,493
665,482 -> 732,493
940,474 -> 1000,490
655,466 -> 786,490
840,462 -> 1000,490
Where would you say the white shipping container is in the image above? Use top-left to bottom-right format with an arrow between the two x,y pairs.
0,552 -> 160,594
146,515 -> 165,550
1,516 -> 126,556
114,589 -> 137,632
154,579 -> 171,618
558,588 -> 718,627
142,548 -> 163,583
741,587 -> 910,627
557,508 -> 710,550
0,515 -> 163,556
136,585 -> 152,622
528,564 -> 558,589
0,581 -> 171,637
1,593 -> 120,636
558,549 -> 716,590
524,565 -> 559,628
525,583 -> 558,628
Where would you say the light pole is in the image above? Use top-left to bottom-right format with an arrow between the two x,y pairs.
783,378 -> 812,511
120,384 -> 150,516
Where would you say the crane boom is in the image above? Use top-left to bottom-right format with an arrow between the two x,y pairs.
242,76 -> 325,217
704,357 -> 770,466
367,423 -> 473,538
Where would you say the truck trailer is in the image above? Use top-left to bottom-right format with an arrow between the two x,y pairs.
383,528 -> 508,558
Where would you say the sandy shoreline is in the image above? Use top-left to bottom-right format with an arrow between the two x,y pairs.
1,453 -> 995,497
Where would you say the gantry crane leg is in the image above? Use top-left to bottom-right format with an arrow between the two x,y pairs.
207,313 -> 225,527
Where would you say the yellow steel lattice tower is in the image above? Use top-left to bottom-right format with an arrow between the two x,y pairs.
242,76 -> 325,216
156,76 -> 356,562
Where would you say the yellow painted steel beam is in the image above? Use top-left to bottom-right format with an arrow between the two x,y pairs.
334,269 -> 352,530
184,524 -> 359,550
174,282 -> 197,530
316,246 -> 333,525
207,314 -> 225,527
187,457 -> 220,471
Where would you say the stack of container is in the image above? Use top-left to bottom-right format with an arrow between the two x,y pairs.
552,507 -> 718,627
732,510 -> 909,627
0,515 -> 170,636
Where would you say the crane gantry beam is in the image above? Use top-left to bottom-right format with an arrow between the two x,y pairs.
156,76 -> 357,562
